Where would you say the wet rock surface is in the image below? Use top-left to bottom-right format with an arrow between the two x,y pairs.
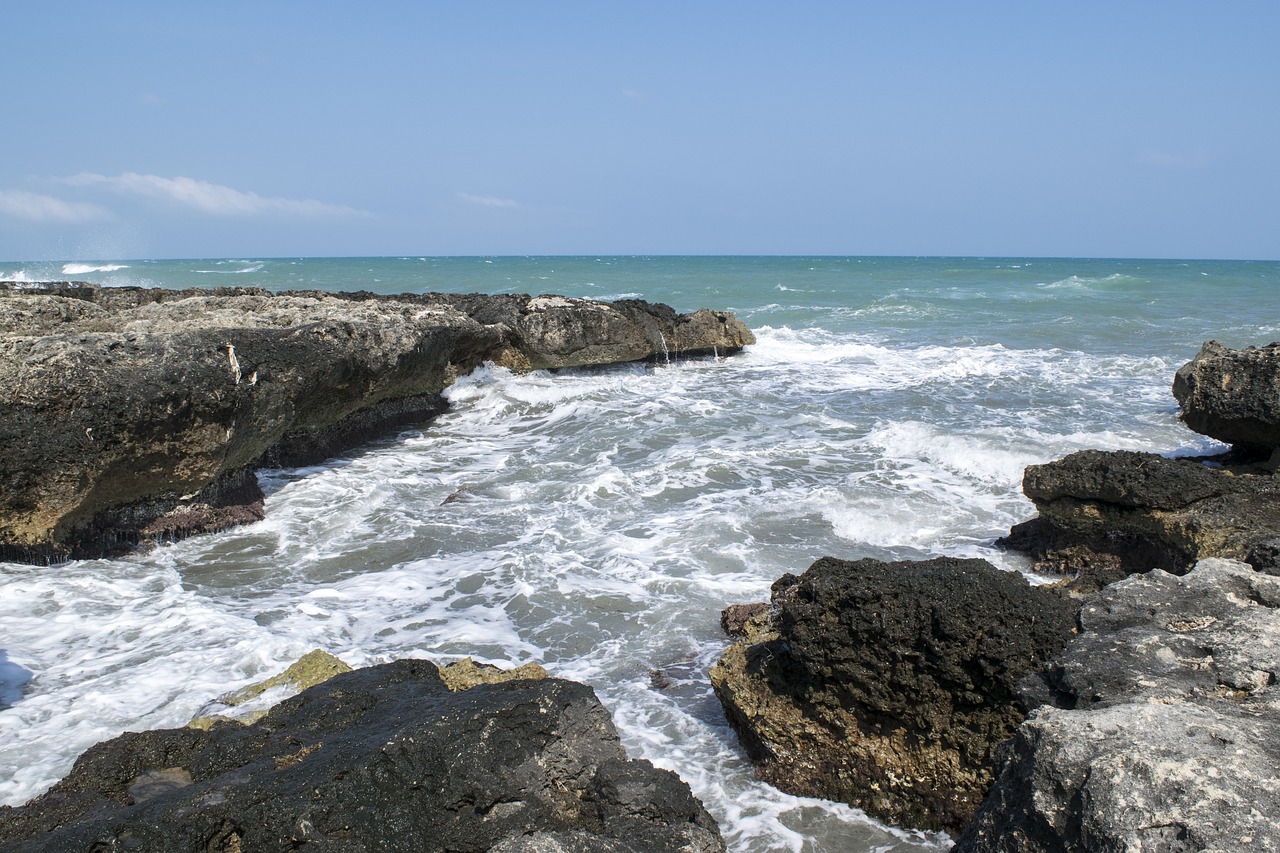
710,556 -> 1077,835
956,558 -> 1280,852
0,282 -> 753,563
0,659 -> 725,853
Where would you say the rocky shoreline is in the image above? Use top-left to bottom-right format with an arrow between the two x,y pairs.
3,287 -> 1279,852
0,282 -> 754,564
713,340 -> 1280,851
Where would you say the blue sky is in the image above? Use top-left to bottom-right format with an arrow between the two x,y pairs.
2,2 -> 1277,260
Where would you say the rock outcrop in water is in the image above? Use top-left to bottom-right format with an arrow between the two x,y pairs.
959,342 -> 1280,849
709,556 -> 1077,835
1000,448 -> 1280,587
1173,339 -> 1280,455
0,658 -> 726,853
1001,340 -> 1280,586
0,282 -> 754,564
955,558 -> 1280,852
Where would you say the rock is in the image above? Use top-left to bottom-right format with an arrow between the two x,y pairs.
955,558 -> 1280,851
188,649 -> 353,729
1173,339 -> 1280,454
0,283 -> 754,564
718,602 -> 768,637
710,556 -> 1077,835
0,659 -> 725,853
436,657 -> 548,691
1000,449 -> 1280,584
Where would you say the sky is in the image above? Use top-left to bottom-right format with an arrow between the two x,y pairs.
2,2 -> 1277,260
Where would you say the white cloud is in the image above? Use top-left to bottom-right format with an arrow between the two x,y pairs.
0,189 -> 110,223
457,192 -> 520,208
63,172 -> 367,217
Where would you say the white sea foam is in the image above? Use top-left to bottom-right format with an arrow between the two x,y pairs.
0,560 -> 308,804
1038,272 -> 1142,291
2,268 -> 1263,851
194,261 -> 265,274
61,263 -> 129,275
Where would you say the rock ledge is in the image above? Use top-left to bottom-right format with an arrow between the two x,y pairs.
0,283 -> 754,563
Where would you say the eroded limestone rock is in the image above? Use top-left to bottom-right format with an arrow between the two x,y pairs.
956,558 -> 1280,852
1173,339 -> 1280,454
1001,449 -> 1280,585
0,283 -> 754,563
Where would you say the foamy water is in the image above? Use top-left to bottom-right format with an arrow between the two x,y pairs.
1,256 -> 1274,851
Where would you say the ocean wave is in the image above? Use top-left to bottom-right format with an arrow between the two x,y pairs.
1038,272 -> 1144,290
61,263 -> 129,275
193,261 -> 265,275
0,559 -> 308,807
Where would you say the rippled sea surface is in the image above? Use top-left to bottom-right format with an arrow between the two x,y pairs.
2,256 -> 1277,851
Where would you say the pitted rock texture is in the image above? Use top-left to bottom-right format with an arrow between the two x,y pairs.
956,558 -> 1280,852
0,659 -> 725,853
0,283 -> 753,563
1173,339 -> 1280,454
710,556 -> 1077,835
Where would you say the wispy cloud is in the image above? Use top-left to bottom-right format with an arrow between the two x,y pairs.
64,172 -> 367,217
621,88 -> 647,102
1136,148 -> 1211,169
457,192 -> 520,209
0,189 -> 111,223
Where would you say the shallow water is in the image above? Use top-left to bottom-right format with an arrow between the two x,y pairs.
2,256 -> 1275,851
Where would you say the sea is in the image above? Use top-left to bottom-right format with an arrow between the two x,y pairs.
1,256 -> 1277,851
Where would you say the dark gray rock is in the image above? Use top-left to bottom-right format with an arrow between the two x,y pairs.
710,556 -> 1077,835
1001,449 -> 1280,586
955,558 -> 1280,852
1173,339 -> 1280,453
0,283 -> 754,563
0,659 -> 725,853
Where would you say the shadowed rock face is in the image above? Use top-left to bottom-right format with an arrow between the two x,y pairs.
710,556 -> 1077,835
1000,449 -> 1280,586
0,283 -> 754,563
0,659 -> 726,853
955,558 -> 1280,852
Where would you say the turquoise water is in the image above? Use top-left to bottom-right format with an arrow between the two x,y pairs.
1,256 -> 1278,851
6,255 -> 1274,354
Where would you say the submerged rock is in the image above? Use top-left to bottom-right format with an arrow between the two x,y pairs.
0,659 -> 725,853
710,556 -> 1077,835
955,558 -> 1280,851
0,283 -> 754,564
